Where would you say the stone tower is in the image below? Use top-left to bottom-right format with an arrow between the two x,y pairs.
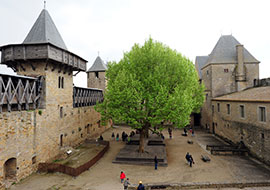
87,56 -> 107,91
195,35 -> 260,131
1,9 -> 87,108
0,8 -> 87,163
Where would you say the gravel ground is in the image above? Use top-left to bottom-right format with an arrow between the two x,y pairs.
9,126 -> 270,190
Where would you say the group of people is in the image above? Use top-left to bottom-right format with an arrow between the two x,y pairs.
111,131 -> 136,142
120,171 -> 145,190
182,126 -> 195,137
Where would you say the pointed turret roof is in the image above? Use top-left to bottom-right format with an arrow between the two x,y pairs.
87,56 -> 107,72
207,35 -> 259,64
195,56 -> 208,79
23,9 -> 67,50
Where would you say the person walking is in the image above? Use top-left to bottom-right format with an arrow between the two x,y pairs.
189,155 -> 195,167
168,127 -> 172,139
123,178 -> 130,190
116,133 -> 119,141
120,171 -> 126,183
137,181 -> 145,190
154,156 -> 158,170
185,152 -> 190,164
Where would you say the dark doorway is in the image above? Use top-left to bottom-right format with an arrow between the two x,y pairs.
194,113 -> 201,127
212,122 -> 215,134
4,158 -> 17,180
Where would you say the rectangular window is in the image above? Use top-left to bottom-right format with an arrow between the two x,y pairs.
259,107 -> 266,122
240,105 -> 245,118
212,105 -> 214,115
60,107 -> 63,118
224,69 -> 229,73
227,104 -> 230,115
217,103 -> 220,112
206,70 -> 209,76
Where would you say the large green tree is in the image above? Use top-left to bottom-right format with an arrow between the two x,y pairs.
96,38 -> 204,153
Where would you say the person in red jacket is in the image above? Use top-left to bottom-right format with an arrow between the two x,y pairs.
120,171 -> 126,183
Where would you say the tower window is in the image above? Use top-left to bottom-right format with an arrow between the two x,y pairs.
60,107 -> 63,118
217,103 -> 220,112
95,72 -> 99,78
61,77 -> 64,89
58,76 -> 61,88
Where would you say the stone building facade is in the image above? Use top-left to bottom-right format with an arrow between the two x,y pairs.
196,35 -> 270,165
0,9 -> 110,189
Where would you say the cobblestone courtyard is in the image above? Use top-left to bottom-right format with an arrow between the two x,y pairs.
9,126 -> 270,190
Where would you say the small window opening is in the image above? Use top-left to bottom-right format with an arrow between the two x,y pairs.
61,77 -> 64,89
60,107 -> 63,118
95,72 -> 99,78
227,104 -> 231,115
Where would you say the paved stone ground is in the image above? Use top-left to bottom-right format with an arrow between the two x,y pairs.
9,126 -> 270,190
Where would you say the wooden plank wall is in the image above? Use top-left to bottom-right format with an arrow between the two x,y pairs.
73,87 -> 103,108
0,74 -> 43,112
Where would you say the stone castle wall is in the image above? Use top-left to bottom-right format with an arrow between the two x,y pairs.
87,71 -> 106,91
212,100 -> 270,165
0,62 -> 110,189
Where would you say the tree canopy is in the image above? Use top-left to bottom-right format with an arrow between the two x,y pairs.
95,38 -> 204,151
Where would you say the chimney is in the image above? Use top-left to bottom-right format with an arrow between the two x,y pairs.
236,44 -> 245,81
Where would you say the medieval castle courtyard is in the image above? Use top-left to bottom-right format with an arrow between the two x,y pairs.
8,126 -> 270,190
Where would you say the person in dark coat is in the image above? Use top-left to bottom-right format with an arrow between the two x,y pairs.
137,181 -> 145,190
189,155 -> 195,167
154,156 -> 158,170
99,135 -> 103,141
168,127 -> 172,139
185,152 -> 190,164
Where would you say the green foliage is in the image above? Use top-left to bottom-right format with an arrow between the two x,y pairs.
95,38 -> 204,130
38,110 -> 42,115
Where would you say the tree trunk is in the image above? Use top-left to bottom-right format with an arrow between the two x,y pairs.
138,123 -> 150,153
139,129 -> 145,153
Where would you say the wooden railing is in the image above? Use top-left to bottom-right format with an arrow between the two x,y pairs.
0,73 -> 43,113
73,86 -> 103,108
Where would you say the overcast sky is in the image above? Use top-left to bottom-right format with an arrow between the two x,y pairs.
0,0 -> 269,87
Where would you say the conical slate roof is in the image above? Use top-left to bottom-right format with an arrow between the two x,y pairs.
23,9 -> 67,50
87,56 -> 107,72
207,35 -> 259,64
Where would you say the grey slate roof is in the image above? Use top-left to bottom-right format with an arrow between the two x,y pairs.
87,56 -> 107,72
195,56 -> 208,79
23,9 -> 67,50
206,35 -> 259,65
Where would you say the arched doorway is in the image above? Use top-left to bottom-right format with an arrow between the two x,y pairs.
4,158 -> 17,180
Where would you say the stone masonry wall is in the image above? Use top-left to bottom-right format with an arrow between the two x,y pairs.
212,100 -> 270,165
87,71 -> 106,91
0,62 -> 110,189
